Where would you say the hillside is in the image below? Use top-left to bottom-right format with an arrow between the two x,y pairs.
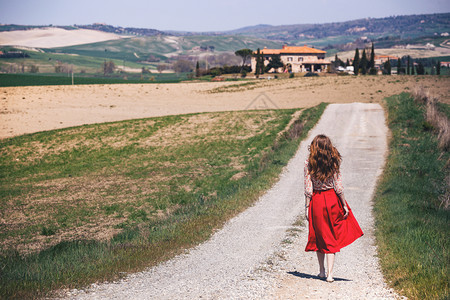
223,13 -> 450,43
47,35 -> 281,61
0,27 -> 124,48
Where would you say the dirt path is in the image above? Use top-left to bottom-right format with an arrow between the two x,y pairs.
65,103 -> 398,299
272,103 -> 400,299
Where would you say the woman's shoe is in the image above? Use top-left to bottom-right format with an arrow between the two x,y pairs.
326,277 -> 334,283
318,273 -> 326,279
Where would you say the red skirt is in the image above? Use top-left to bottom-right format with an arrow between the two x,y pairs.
305,189 -> 363,253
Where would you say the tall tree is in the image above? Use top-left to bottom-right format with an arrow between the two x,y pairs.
396,58 -> 403,74
369,43 -> 377,75
360,49 -> 368,75
416,62 -> 425,75
255,48 -> 261,77
235,48 -> 253,71
353,48 -> 360,75
259,52 -> 265,75
102,60 -> 115,75
172,59 -> 194,73
369,43 -> 375,69
384,58 -> 391,75
407,56 -> 411,75
436,61 -> 441,75
195,61 -> 200,77
266,54 -> 284,73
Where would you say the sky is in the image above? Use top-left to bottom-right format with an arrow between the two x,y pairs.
1,0 -> 449,32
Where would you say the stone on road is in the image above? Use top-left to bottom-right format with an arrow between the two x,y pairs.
67,103 -> 398,299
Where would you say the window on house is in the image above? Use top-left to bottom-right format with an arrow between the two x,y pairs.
287,57 -> 293,62
298,57 -> 303,62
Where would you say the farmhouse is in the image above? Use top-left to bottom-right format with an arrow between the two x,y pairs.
375,55 -> 399,64
251,45 -> 330,73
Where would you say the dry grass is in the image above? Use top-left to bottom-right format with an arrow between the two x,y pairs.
0,109 -> 300,255
412,86 -> 450,210
413,86 -> 450,150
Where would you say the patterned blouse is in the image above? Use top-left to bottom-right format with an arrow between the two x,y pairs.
304,159 -> 344,198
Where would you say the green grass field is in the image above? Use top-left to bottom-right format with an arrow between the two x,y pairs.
0,104 -> 327,298
0,73 -> 190,87
374,93 -> 449,299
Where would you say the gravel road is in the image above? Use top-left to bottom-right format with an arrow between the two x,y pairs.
66,103 -> 399,299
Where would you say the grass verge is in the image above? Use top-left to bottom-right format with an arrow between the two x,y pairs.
0,103 -> 327,298
374,93 -> 449,299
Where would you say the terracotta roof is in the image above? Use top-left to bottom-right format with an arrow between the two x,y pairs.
260,49 -> 281,55
280,45 -> 326,54
375,55 -> 399,60
256,45 -> 326,55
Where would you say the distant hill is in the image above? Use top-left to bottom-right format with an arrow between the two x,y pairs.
165,13 -> 450,46
3,12 -> 448,44
75,24 -> 165,36
48,35 -> 282,61
223,13 -> 450,41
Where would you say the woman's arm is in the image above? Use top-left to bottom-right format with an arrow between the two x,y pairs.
337,192 -> 349,218
305,196 -> 311,221
334,171 -> 349,218
304,160 -> 313,221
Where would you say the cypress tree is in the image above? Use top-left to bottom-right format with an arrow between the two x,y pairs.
436,61 -> 441,75
369,43 -> 377,75
255,48 -> 261,77
259,52 -> 265,75
407,56 -> 411,75
353,48 -> 360,75
369,43 -> 375,69
396,58 -> 402,74
360,49 -> 368,75
195,61 -> 200,77
384,58 -> 391,75
416,62 -> 425,75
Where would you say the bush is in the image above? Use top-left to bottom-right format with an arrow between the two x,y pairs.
206,65 -> 251,76
304,72 -> 319,77
29,65 -> 39,73
210,69 -> 221,77
240,70 -> 247,78
289,73 -> 294,78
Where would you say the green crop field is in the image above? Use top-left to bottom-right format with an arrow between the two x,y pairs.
0,73 -> 188,87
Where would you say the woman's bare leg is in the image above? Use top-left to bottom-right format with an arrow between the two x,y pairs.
326,253 -> 335,282
316,252 -> 325,277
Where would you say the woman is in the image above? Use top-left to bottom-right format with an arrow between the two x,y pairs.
304,134 -> 363,282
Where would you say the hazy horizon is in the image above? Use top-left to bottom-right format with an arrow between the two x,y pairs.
1,0 -> 449,32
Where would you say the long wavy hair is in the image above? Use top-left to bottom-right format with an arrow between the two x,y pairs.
308,134 -> 342,181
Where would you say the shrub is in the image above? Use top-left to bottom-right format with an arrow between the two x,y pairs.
413,86 -> 450,150
289,73 -> 294,78
304,72 -> 319,77
29,65 -> 39,73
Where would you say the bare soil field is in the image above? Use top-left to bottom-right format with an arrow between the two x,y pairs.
0,28 -> 124,48
1,75 -> 449,140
